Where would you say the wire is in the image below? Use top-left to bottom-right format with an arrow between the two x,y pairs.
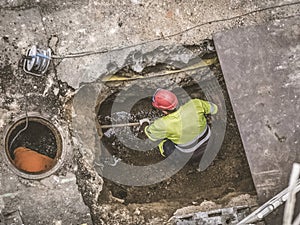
51,49 -> 109,59
163,1 -> 300,39
50,1 -> 300,59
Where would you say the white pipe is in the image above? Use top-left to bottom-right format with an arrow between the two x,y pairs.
283,163 -> 300,225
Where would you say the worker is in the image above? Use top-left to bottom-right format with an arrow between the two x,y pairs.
13,147 -> 54,173
140,88 -> 218,160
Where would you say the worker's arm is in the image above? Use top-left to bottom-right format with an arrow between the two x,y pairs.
196,99 -> 218,115
144,118 -> 167,141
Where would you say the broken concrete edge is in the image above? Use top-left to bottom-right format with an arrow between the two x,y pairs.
3,0 -> 300,87
1,23 -> 251,224
1,1 -> 298,223
86,192 -> 258,225
55,42 -> 215,89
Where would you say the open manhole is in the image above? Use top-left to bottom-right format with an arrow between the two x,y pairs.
4,115 -> 64,179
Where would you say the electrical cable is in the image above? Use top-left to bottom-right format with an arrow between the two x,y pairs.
50,1 -> 300,59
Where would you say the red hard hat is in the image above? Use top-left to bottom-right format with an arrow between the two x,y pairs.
152,89 -> 178,110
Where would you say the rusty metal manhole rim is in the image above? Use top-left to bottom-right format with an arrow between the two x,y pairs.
3,112 -> 67,180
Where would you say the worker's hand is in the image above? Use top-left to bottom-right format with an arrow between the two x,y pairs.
138,118 -> 150,140
139,118 -> 150,126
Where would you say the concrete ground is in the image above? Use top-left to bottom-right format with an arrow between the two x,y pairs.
0,0 -> 299,224
214,15 -> 300,224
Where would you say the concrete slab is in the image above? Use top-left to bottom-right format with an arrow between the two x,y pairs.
214,16 -> 300,223
0,172 -> 92,225
38,0 -> 300,88
0,8 -> 47,69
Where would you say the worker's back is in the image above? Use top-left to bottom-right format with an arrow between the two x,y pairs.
146,99 -> 215,144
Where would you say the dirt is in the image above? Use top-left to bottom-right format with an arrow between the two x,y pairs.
96,51 -> 256,210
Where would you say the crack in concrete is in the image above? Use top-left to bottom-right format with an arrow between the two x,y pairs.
266,121 -> 287,142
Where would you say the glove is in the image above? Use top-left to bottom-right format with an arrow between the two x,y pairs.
138,118 -> 150,139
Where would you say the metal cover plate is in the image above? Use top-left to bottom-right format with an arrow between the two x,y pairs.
213,16 -> 300,223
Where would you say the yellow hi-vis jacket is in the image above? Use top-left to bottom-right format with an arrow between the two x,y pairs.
144,99 -> 218,156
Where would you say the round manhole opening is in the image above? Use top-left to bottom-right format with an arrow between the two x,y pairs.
4,116 -> 63,179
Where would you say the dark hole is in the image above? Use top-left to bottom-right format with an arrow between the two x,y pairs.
237,207 -> 246,213
117,190 -> 127,199
111,186 -> 128,199
8,119 -> 57,159
2,36 -> 9,42
208,212 -> 222,217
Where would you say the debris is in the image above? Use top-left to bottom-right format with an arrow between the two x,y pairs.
172,206 -> 250,225
173,200 -> 221,217
94,155 -> 122,169
48,35 -> 59,51
104,155 -> 122,167
2,210 -> 24,225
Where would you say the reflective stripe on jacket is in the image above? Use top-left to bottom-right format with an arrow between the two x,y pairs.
176,125 -> 211,153
144,99 -> 217,145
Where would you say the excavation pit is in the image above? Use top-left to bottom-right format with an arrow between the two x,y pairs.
68,47 -> 258,222
96,64 -> 256,206
4,115 -> 64,179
